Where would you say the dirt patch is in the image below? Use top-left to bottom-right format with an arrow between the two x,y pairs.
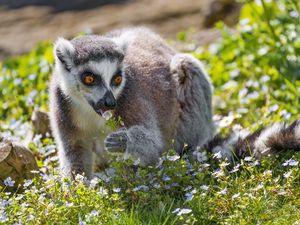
0,0 -> 241,60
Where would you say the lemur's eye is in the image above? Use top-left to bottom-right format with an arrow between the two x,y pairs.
82,73 -> 95,85
112,75 -> 122,86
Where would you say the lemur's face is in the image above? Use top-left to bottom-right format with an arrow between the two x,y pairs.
54,35 -> 125,117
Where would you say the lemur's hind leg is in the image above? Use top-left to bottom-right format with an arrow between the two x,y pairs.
170,54 -> 215,153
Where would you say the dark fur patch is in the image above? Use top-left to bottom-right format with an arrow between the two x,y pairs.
233,129 -> 263,159
266,120 -> 300,152
55,86 -> 78,150
203,135 -> 228,151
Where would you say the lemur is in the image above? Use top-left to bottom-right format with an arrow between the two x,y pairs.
49,27 -> 300,178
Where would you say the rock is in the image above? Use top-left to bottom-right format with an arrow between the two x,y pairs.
0,140 -> 39,191
204,0 -> 242,27
31,109 -> 51,137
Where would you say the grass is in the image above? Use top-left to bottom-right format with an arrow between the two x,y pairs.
0,0 -> 300,224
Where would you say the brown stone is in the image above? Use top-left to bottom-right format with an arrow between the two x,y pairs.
0,140 -> 38,191
31,109 -> 51,137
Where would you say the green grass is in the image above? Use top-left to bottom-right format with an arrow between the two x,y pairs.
0,0 -> 300,224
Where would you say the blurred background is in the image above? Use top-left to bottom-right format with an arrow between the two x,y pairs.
0,0 -> 241,60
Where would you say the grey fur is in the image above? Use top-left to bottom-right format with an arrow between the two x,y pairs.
71,35 -> 124,65
49,27 -> 215,178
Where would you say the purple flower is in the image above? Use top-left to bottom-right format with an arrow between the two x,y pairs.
283,159 -> 299,167
4,177 -> 15,187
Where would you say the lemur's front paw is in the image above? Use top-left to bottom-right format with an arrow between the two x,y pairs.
105,128 -> 128,153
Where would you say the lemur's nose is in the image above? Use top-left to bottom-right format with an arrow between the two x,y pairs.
103,91 -> 116,109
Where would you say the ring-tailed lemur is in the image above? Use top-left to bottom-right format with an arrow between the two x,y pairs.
49,27 -> 300,178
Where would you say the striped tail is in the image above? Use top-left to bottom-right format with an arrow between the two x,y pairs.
200,120 -> 300,161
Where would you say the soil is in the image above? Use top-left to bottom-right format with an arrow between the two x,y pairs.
0,0 -> 241,60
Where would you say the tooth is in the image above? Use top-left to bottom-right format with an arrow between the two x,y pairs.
102,111 -> 112,120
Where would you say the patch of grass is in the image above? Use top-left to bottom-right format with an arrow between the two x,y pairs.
0,0 -> 299,224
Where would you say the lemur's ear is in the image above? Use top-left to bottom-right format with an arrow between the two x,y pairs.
54,38 -> 75,71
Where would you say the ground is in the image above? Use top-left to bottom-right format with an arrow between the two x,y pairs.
0,0 -> 240,60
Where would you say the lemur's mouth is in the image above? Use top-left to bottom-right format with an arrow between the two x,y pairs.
95,108 -> 113,120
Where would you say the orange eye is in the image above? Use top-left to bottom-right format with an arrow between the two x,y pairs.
83,74 -> 95,85
113,75 -> 122,86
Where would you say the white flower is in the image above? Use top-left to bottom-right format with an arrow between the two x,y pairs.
0,200 -> 9,209
75,174 -> 85,183
244,156 -> 253,162
221,81 -> 237,90
284,171 -> 292,179
258,46 -> 269,55
178,208 -> 192,216
15,195 -> 24,201
200,185 -> 209,191
132,185 -> 149,192
260,75 -> 270,82
247,91 -> 259,100
167,155 -> 180,161
290,10 -> 299,18
89,178 -> 99,188
236,108 -> 248,114
279,110 -> 291,120
218,115 -> 235,128
239,88 -> 248,98
153,183 -> 161,189
230,163 -> 241,173
90,210 -> 98,217
23,179 -> 33,187
185,192 -> 194,201
4,177 -> 15,187
28,214 -> 35,221
277,190 -> 287,196
113,188 -> 121,193
0,210 -> 7,222
172,182 -> 179,187
28,74 -> 37,80
184,186 -> 192,191
66,202 -> 73,207
246,80 -> 259,88
162,175 -> 171,181
232,193 -> 240,199
134,158 -> 141,166
79,216 -> 86,225
268,104 -> 279,113
14,78 -> 22,85
230,69 -> 240,78
240,18 -> 249,26
218,188 -> 227,195
99,187 -> 108,196
213,151 -> 222,159
283,159 -> 299,167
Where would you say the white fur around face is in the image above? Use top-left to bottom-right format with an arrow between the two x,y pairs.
86,60 -> 126,99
